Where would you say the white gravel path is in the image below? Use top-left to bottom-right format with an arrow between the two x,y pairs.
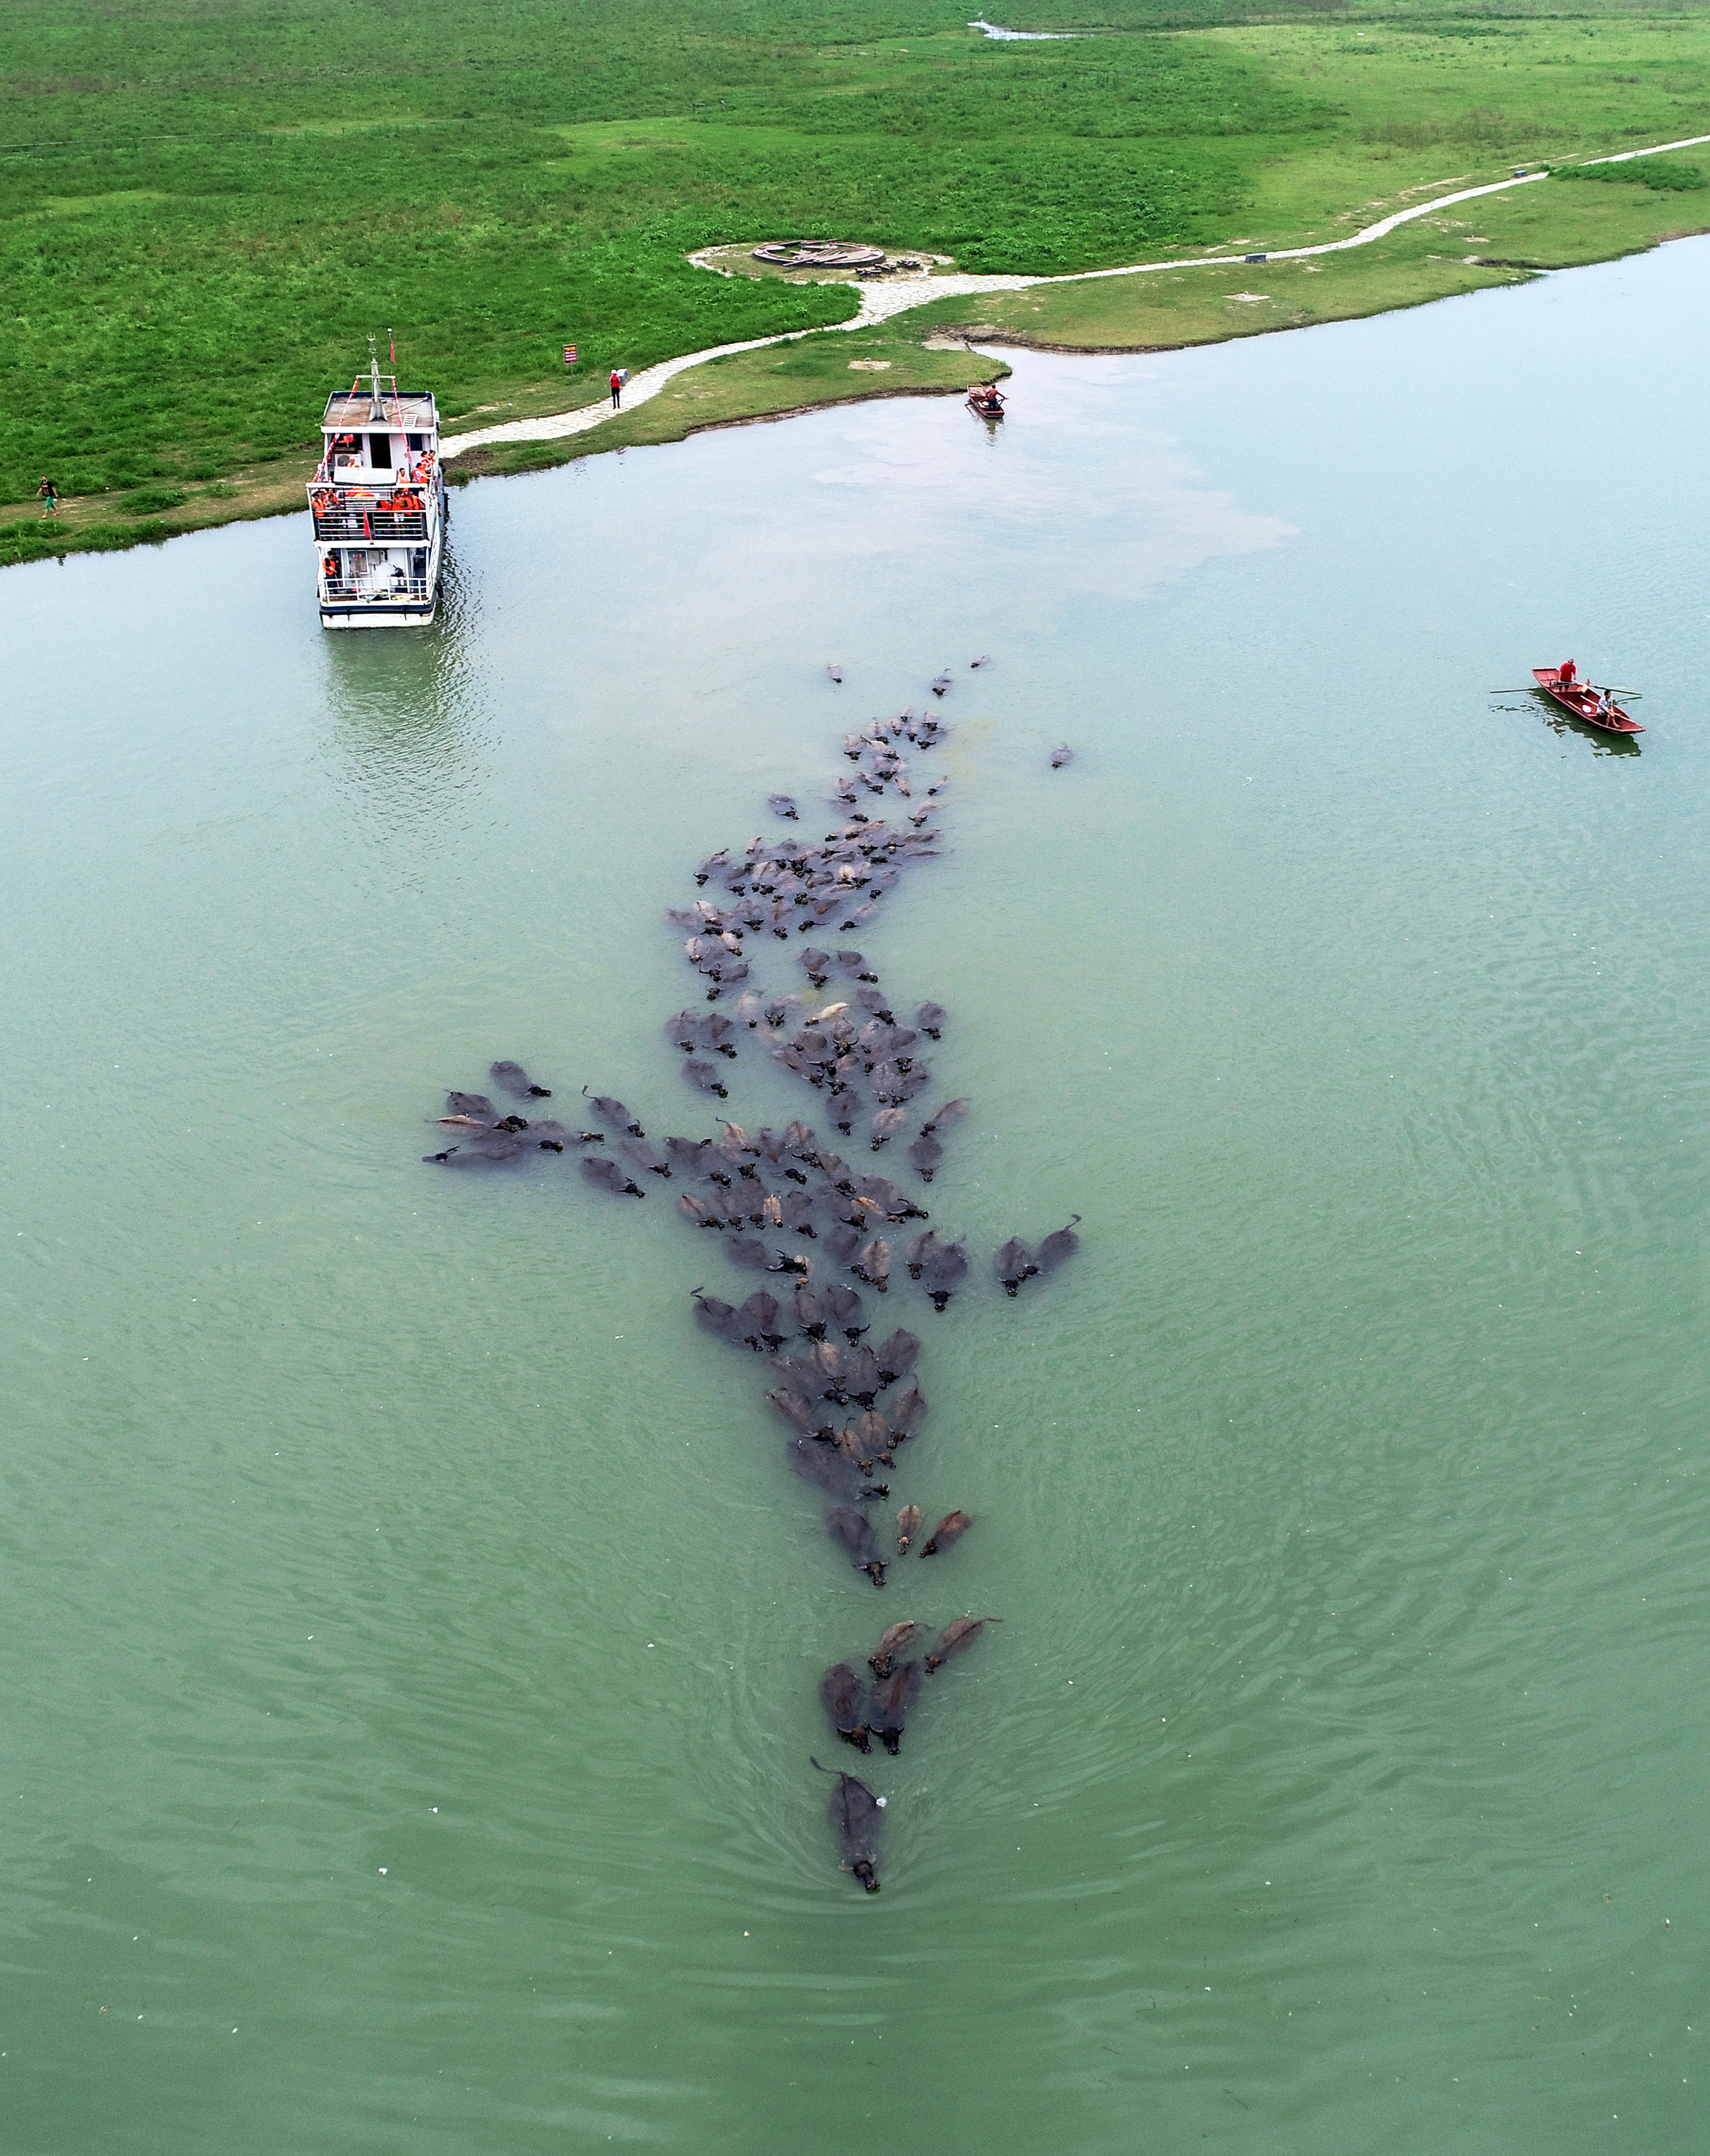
440,133 -> 1710,461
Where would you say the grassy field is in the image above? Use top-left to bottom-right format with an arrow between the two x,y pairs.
3,0 -> 1708,567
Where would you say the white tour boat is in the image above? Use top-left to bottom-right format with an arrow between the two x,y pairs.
309,351 -> 446,628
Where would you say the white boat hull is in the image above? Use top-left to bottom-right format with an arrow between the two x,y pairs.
321,602 -> 439,629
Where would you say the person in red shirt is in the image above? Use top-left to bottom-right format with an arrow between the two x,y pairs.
609,369 -> 622,411
1558,659 -> 1577,686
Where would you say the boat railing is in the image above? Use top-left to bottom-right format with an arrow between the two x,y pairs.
313,504 -> 430,542
320,576 -> 433,604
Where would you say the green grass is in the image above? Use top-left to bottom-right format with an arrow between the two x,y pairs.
1556,155 -> 1706,188
3,0 -> 1709,562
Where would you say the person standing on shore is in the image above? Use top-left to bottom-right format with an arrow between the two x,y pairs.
609,369 -> 622,410
37,474 -> 57,517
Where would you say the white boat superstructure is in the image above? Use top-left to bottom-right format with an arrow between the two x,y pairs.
310,357 -> 445,628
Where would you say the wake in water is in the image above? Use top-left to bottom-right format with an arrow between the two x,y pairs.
420,660 -> 1079,1892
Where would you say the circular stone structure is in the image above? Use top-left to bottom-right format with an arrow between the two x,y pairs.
752,239 -> 887,270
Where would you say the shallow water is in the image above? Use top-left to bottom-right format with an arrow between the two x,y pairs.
4,241 -> 1709,2155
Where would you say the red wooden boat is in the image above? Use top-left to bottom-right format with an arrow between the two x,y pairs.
1533,664 -> 1643,734
966,383 -> 1006,419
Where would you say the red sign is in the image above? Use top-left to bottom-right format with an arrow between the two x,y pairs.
563,344 -> 578,367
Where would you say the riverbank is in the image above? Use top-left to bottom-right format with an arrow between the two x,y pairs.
5,149 -> 1701,563
9,0 -> 1710,563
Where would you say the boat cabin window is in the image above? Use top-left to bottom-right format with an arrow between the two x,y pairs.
407,433 -> 428,452
369,433 -> 393,470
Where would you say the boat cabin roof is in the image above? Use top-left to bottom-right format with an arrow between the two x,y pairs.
322,390 -> 438,430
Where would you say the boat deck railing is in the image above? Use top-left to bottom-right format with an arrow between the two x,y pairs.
320,576 -> 433,605
313,505 -> 430,542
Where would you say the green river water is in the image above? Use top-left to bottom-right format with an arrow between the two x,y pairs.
4,241 -> 1708,2154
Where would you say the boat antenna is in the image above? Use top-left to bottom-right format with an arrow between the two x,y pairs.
367,333 -> 382,420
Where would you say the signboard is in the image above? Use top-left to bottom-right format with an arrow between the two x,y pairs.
563,344 -> 578,368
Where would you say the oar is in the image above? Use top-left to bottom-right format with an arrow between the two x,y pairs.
1488,684 -> 1643,699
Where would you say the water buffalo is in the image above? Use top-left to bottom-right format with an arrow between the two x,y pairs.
886,1382 -> 927,1439
826,1506 -> 887,1586
869,1620 -> 918,1678
869,1660 -> 921,1756
923,1241 -> 969,1312
491,1061 -> 552,1099
823,1284 -> 867,1341
873,1329 -> 919,1384
895,1503 -> 922,1557
993,1238 -> 1037,1296
738,1289 -> 785,1350
787,1435 -> 886,1503
925,1616 -> 998,1672
621,1137 -> 670,1179
579,1155 -> 644,1199
690,1288 -> 738,1340
583,1089 -> 644,1138
907,1133 -> 943,1181
1035,1215 -> 1082,1271
921,1509 -> 971,1557
810,1758 -> 883,1892
819,1663 -> 872,1753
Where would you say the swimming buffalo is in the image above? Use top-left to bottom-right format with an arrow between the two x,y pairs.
491,1061 -> 552,1099
583,1089 -> 644,1137
925,1616 -> 998,1672
579,1155 -> 644,1199
993,1238 -> 1037,1296
869,1659 -> 921,1756
819,1662 -> 872,1753
869,1620 -> 919,1678
921,1509 -> 971,1557
811,1758 -> 883,1892
1035,1215 -> 1082,1271
826,1506 -> 887,1587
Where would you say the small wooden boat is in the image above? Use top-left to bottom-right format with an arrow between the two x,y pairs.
1533,666 -> 1643,734
966,384 -> 1006,419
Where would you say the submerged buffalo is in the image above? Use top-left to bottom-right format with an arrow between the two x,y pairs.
993,1237 -> 1037,1296
491,1060 -> 552,1099
826,1505 -> 887,1586
1035,1215 -> 1082,1271
924,1615 -> 998,1672
819,1662 -> 872,1753
869,1620 -> 919,1679
812,1758 -> 884,1892
920,1508 -> 971,1557
869,1659 -> 921,1756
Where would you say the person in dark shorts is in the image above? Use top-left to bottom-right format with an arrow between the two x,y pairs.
37,475 -> 57,516
609,369 -> 622,410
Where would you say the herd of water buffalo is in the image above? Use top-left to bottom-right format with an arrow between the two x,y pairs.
422,663 -> 1078,1892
